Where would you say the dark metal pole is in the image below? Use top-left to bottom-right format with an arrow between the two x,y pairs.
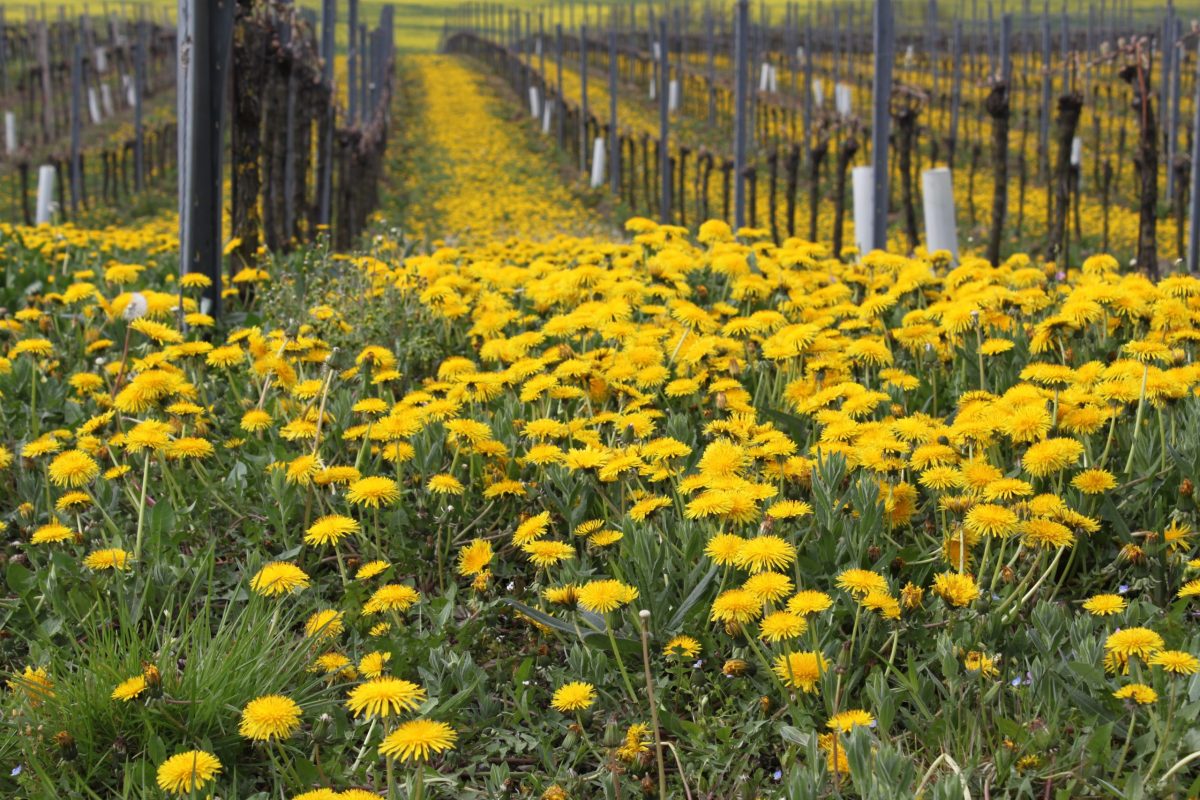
733,0 -> 748,228
178,0 -> 235,318
870,0 -> 893,251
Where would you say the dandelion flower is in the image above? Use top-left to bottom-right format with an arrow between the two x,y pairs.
304,609 -> 345,640
521,539 -> 575,568
156,750 -> 222,795
577,579 -> 638,614
362,583 -> 421,614
836,569 -> 888,596
356,560 -> 391,580
827,709 -> 875,732
772,651 -> 828,692
47,450 -> 100,487
710,589 -> 762,625
1104,627 -> 1164,673
111,675 -> 147,701
31,522 -> 75,544
378,719 -> 457,762
760,611 -> 807,642
359,651 -> 392,679
82,548 -> 131,571
550,681 -> 595,712
427,473 -> 465,495
1113,683 -> 1158,705
347,476 -> 401,507
305,514 -> 360,547
787,590 -> 834,616
1082,594 -> 1126,616
239,695 -> 302,741
346,677 -> 426,718
733,535 -> 796,573
704,533 -> 746,565
663,635 -> 701,658
1148,650 -> 1199,675
457,538 -> 493,576
250,562 -> 310,597
1072,469 -> 1117,494
743,571 -> 794,602
932,572 -> 980,607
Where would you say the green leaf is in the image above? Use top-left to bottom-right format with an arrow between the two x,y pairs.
503,599 -> 640,656
1099,495 -> 1132,539
6,561 -> 36,595
1067,660 -> 1107,687
780,725 -> 811,747
666,564 -> 718,631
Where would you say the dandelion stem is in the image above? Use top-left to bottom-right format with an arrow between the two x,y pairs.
1145,681 -> 1179,782
1122,363 -> 1149,475
411,764 -> 424,800
607,617 -> 638,702
133,454 -> 151,562
638,611 -> 668,800
1112,710 -> 1136,781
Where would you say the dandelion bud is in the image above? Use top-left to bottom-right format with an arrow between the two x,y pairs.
1180,479 -> 1193,498
141,664 -> 161,697
722,658 -> 752,677
603,721 -> 622,749
759,695 -> 772,713
900,582 -> 924,609
53,731 -> 76,761
1000,565 -> 1015,584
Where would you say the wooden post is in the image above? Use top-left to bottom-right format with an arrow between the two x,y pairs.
733,0 -> 748,228
1165,17 -> 1181,203
870,0 -> 893,251
984,14 -> 1011,266
318,0 -> 335,227
348,0 -> 358,124
1040,4 -> 1051,181
135,18 -> 146,191
556,23 -> 564,150
579,23 -> 587,174
70,24 -> 83,216
609,29 -> 619,196
659,17 -> 670,222
37,21 -> 54,143
1188,36 -> 1200,272
0,8 -> 7,97
178,0 -> 235,318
